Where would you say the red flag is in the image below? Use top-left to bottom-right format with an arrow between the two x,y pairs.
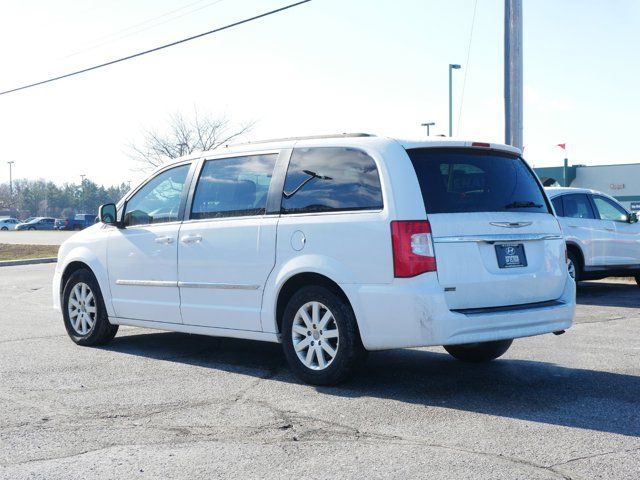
557,143 -> 566,150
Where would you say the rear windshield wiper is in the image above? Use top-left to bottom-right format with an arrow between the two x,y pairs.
504,201 -> 543,209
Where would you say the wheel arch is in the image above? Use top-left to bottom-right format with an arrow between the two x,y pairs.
565,241 -> 584,268
274,272 -> 354,336
58,247 -> 113,316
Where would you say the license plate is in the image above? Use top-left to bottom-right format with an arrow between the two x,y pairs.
495,244 -> 527,268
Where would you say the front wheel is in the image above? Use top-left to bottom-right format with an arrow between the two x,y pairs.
62,269 -> 118,346
1,227 -> 7,231
28,226 -> 36,231
281,285 -> 366,385
444,339 -> 513,363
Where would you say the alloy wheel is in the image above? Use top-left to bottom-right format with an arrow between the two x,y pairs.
67,282 -> 97,336
291,301 -> 339,370
567,258 -> 576,280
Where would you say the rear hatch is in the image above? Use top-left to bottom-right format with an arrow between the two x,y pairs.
406,147 -> 566,310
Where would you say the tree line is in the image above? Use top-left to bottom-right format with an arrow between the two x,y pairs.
0,179 -> 130,220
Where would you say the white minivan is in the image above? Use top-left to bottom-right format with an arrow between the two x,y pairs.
53,134 -> 575,385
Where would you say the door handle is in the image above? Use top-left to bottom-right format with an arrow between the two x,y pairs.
605,228 -> 615,232
181,234 -> 203,244
154,236 -> 174,245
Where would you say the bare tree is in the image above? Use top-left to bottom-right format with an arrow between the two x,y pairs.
129,109 -> 254,170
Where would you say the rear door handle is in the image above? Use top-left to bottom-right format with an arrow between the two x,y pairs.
181,234 -> 203,244
605,228 -> 615,232
154,236 -> 174,245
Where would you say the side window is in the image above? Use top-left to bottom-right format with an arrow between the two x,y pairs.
592,196 -> 628,222
190,154 -> 277,220
124,164 -> 190,226
281,147 -> 383,214
551,196 -> 564,217
561,194 -> 595,219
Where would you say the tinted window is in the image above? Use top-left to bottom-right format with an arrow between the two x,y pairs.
191,154 -> 276,219
561,194 -> 595,219
124,164 -> 190,226
551,196 -> 564,216
592,195 -> 628,222
406,149 -> 550,214
281,147 -> 383,214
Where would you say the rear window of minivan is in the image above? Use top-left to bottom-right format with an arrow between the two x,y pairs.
406,148 -> 550,214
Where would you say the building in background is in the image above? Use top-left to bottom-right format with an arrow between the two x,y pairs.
535,163 -> 640,212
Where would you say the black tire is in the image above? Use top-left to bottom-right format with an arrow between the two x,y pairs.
28,226 -> 36,231
1,227 -> 7,231
567,249 -> 582,282
62,269 -> 118,346
444,339 -> 513,363
281,285 -> 366,385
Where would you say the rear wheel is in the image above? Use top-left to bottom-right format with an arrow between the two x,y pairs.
281,285 -> 366,385
567,249 -> 582,282
444,339 -> 513,363
62,269 -> 118,346
1,227 -> 7,231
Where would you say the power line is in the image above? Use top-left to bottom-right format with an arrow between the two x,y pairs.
0,0 -> 311,97
63,0 -> 228,59
456,0 -> 478,136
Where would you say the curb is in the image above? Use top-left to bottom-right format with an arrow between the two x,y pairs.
0,257 -> 57,267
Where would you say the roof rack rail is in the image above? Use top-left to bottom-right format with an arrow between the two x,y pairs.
227,132 -> 375,147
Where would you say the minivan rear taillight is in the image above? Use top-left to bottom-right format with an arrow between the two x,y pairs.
390,220 -> 437,277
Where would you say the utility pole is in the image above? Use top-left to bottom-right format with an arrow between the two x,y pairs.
80,174 -> 86,213
448,64 -> 461,137
7,161 -> 14,196
504,0 -> 523,149
421,122 -> 435,136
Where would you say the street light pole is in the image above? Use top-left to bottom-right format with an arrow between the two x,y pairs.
7,161 -> 14,196
421,122 -> 435,136
448,64 -> 461,137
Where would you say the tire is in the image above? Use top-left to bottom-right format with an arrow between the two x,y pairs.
567,249 -> 582,282
444,339 -> 513,363
1,227 -> 7,231
62,269 -> 118,346
281,285 -> 366,385
28,227 -> 36,231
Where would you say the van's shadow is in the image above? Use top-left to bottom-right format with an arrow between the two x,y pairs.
576,280 -> 639,308
104,331 -> 640,438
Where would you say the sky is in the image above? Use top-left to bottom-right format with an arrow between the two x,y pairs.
0,0 -> 638,187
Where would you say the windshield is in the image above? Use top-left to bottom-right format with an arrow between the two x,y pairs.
406,148 -> 550,214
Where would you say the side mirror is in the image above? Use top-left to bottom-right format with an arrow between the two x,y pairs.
628,212 -> 638,224
99,203 -> 119,226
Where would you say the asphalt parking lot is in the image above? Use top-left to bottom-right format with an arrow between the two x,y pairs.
0,230 -> 75,246
1,264 -> 639,479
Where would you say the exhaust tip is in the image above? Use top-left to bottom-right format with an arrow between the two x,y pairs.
553,330 -> 566,336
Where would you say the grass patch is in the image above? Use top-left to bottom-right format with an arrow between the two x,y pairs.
0,244 -> 59,261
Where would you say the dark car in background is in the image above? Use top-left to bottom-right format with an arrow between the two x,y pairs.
54,218 -> 69,230
16,217 -> 56,230
54,214 -> 97,230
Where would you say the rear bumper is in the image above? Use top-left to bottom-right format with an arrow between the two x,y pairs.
342,273 -> 575,351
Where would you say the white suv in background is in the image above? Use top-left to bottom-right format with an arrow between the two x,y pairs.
546,187 -> 640,285
53,134 -> 575,385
